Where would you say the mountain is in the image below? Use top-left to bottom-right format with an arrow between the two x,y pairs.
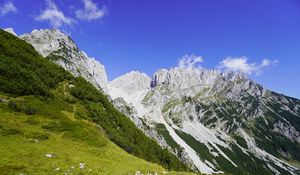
108,68 -> 300,175
0,29 -> 193,174
19,29 -> 108,93
8,28 -> 300,175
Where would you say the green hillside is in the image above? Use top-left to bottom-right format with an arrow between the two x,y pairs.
0,29 -> 194,174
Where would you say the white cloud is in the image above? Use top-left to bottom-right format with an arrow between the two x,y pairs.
177,54 -> 204,69
218,57 -> 278,75
261,59 -> 278,67
35,0 -> 75,28
0,1 -> 17,16
76,0 -> 106,21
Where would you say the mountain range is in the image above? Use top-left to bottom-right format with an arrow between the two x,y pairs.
2,28 -> 300,175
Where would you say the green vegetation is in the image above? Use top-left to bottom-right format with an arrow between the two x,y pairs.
47,52 -> 71,64
156,123 -> 183,155
232,135 -> 248,149
174,129 -> 214,164
0,30 -> 72,97
0,29 -> 192,174
162,99 -> 181,114
142,91 -> 154,104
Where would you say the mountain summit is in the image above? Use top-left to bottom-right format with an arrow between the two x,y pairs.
19,29 -> 108,93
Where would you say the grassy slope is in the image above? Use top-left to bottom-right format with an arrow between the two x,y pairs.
0,29 -> 195,174
0,92 -> 192,175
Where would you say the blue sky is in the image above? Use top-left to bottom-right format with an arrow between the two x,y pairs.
0,0 -> 300,98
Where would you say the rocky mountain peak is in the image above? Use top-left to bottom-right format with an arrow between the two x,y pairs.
152,68 -> 220,88
151,67 -> 251,93
109,71 -> 151,95
19,29 -> 108,93
20,29 -> 72,57
221,71 -> 248,81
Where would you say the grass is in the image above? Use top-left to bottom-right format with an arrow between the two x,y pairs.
0,134 -> 164,175
0,98 -> 198,175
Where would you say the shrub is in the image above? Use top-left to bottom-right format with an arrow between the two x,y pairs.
0,29 -> 72,97
24,131 -> 49,140
24,118 -> 39,125
7,100 -> 37,115
8,100 -> 19,111
24,105 -> 37,115
0,127 -> 23,136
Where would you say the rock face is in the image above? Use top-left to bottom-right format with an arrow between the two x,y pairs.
109,71 -> 151,97
19,29 -> 108,93
109,68 -> 300,175
152,68 -> 220,90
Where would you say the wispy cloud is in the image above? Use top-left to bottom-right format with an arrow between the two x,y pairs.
75,0 -> 106,21
218,57 -> 278,75
0,1 -> 17,16
35,0 -> 75,28
177,54 -> 204,69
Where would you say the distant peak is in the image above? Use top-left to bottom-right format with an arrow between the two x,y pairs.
109,70 -> 152,94
221,71 -> 248,81
128,70 -> 150,77
151,66 -> 252,90
154,67 -> 248,81
28,28 -> 66,39
31,28 -> 63,34
129,70 -> 143,74
154,67 -> 221,79
111,70 -> 150,82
